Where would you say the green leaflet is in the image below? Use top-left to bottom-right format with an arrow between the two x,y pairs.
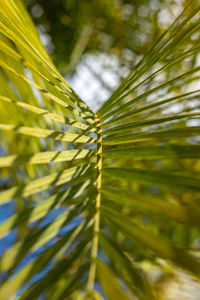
0,95 -> 96,131
98,4 -> 200,115
0,38 -> 92,116
102,207 -> 200,277
101,63 -> 200,124
0,183 -> 92,238
103,126 -> 200,145
0,59 -> 95,123
46,264 -> 89,300
96,259 -> 133,300
103,145 -> 200,160
0,232 -> 90,300
102,112 -> 200,134
101,90 -> 200,128
0,164 -> 95,204
99,232 -> 156,300
101,64 -> 200,122
102,187 -> 200,227
0,124 -> 96,143
0,199 -> 90,274
0,149 -> 95,167
103,167 -> 200,192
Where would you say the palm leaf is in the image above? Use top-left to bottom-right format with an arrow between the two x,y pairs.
0,0 -> 200,299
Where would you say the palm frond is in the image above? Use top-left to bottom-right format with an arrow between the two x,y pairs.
0,0 -> 200,299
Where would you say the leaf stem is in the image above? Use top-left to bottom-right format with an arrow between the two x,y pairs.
86,114 -> 102,296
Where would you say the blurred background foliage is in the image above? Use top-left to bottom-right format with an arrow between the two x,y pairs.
25,0 -> 200,110
25,0 -> 197,72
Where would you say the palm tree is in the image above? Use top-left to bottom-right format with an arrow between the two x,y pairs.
0,0 -> 200,299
